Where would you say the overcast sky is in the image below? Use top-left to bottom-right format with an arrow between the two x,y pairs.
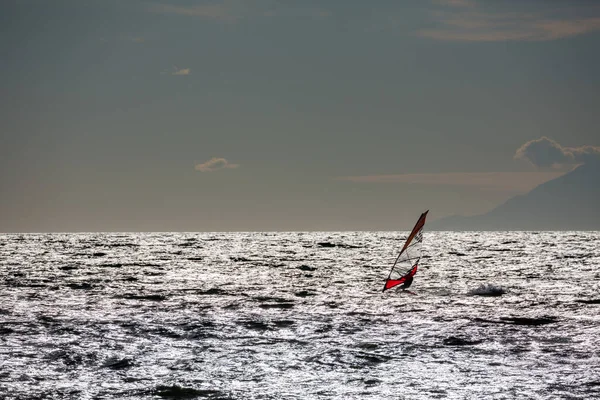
1,0 -> 599,231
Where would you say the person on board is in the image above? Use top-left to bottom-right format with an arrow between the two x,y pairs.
399,275 -> 413,290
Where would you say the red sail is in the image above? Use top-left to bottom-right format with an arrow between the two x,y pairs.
383,265 -> 418,291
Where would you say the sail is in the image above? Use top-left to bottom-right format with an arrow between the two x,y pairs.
382,210 -> 428,292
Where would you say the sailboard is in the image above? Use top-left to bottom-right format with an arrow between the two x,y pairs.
382,210 -> 429,292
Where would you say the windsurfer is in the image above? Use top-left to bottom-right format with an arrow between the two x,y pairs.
400,276 -> 413,290
382,210 -> 428,293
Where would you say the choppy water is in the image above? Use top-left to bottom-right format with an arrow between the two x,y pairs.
1,232 -> 600,399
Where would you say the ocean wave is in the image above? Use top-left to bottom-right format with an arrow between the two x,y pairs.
468,283 -> 506,296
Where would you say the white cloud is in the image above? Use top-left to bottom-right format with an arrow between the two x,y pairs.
514,137 -> 600,168
195,157 -> 239,172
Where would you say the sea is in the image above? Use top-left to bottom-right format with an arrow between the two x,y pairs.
1,231 -> 599,399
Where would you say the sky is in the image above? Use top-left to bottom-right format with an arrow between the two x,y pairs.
1,0 -> 600,232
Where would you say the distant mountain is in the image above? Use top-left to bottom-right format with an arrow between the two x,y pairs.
430,160 -> 600,231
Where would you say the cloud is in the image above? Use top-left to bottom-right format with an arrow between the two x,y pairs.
514,137 -> 600,168
172,67 -> 191,76
340,138 -> 598,192
418,1 -> 600,41
195,157 -> 239,172
337,171 -> 564,193
160,66 -> 191,76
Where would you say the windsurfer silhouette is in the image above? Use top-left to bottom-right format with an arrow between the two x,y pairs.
399,276 -> 417,295
400,276 -> 413,290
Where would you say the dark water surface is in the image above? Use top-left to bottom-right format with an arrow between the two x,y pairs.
1,232 -> 599,399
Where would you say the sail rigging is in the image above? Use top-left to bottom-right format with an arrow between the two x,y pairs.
382,210 -> 429,292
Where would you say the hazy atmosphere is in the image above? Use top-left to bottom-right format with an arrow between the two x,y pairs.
2,4 -> 600,398
2,0 -> 599,231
